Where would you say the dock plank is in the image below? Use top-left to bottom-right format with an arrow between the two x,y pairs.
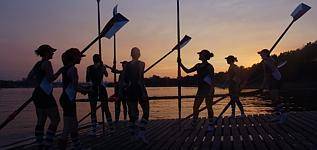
6,111 -> 317,150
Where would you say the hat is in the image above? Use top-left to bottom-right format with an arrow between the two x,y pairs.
35,44 -> 56,56
120,61 -> 128,64
257,49 -> 270,55
62,48 -> 85,65
197,49 -> 214,59
67,48 -> 86,57
225,55 -> 238,62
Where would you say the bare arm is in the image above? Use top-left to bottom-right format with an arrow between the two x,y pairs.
140,62 -> 145,79
180,63 -> 197,73
178,58 -> 197,73
86,66 -> 91,83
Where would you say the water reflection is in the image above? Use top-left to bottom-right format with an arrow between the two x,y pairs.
0,87 -> 273,146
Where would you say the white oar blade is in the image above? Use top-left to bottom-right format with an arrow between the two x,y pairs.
291,3 -> 311,21
101,13 -> 129,39
172,35 -> 192,50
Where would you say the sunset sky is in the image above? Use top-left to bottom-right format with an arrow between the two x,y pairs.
0,0 -> 316,82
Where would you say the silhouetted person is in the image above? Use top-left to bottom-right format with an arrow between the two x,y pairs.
178,49 -> 215,132
27,44 -> 61,149
124,47 -> 149,143
225,55 -> 245,117
58,48 -> 88,150
258,49 -> 287,123
110,61 -> 128,123
86,54 -> 113,136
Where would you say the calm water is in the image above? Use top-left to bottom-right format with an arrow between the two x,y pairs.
0,87 -> 272,146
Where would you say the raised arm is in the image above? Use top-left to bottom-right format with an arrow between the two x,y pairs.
178,57 -> 197,73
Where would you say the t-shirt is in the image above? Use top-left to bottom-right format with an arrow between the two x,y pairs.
262,57 -> 281,81
194,62 -> 214,88
227,64 -> 242,85
86,64 -> 106,88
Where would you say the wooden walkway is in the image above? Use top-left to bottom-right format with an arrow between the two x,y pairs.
8,111 -> 317,150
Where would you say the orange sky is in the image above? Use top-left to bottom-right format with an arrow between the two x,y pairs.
0,0 -> 316,82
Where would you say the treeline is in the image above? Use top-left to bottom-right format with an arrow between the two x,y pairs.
1,41 -> 317,88
241,41 -> 317,88
144,41 -> 317,88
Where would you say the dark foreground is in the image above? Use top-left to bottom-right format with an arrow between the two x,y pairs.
6,111 -> 317,150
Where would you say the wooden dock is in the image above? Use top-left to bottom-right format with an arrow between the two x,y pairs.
7,111 -> 317,150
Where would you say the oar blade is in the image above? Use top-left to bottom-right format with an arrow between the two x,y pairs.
291,3 -> 311,21
172,35 -> 192,50
101,13 -> 129,39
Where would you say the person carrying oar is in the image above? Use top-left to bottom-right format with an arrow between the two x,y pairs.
258,49 -> 287,123
178,49 -> 215,132
86,54 -> 113,136
224,55 -> 246,117
124,47 -> 149,143
57,48 -> 89,150
27,44 -> 63,149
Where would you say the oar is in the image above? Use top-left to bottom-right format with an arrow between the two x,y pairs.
144,35 -> 191,73
173,89 -> 262,126
182,95 -> 228,120
213,89 -> 262,124
269,3 -> 311,54
0,98 -> 33,131
80,13 -> 129,54
243,3 -> 311,91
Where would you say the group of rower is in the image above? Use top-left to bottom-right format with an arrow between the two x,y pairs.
27,44 -> 286,149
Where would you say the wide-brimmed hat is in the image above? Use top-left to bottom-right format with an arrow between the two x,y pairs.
257,49 -> 270,55
197,49 -> 214,59
225,55 -> 238,62
35,44 -> 56,55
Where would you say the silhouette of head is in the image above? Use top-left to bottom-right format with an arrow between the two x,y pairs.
120,61 -> 128,68
35,44 -> 56,59
131,47 -> 141,60
197,49 -> 213,61
93,54 -> 102,64
62,48 -> 85,65
225,55 -> 238,64
258,49 -> 270,59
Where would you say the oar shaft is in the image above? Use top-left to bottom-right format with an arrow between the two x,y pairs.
144,49 -> 175,73
81,35 -> 101,54
270,19 -> 295,54
78,104 -> 102,123
0,98 -> 33,130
